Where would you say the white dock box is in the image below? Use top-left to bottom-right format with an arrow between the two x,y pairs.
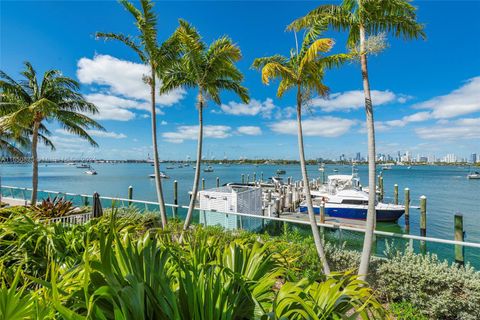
198,185 -> 263,231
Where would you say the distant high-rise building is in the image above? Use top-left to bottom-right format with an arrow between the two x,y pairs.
471,153 -> 477,164
355,152 -> 361,161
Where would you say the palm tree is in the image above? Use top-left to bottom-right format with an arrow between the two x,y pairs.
288,0 -> 425,279
0,62 -> 103,204
96,0 -> 178,228
160,20 -> 249,233
252,35 -> 349,275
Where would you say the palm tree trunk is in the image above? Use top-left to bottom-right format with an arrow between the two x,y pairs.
358,24 -> 377,281
30,119 -> 40,205
183,95 -> 203,232
296,89 -> 330,275
150,66 -> 168,228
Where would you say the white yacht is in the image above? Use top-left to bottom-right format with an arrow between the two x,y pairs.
149,172 -> 169,179
84,168 -> 97,175
467,171 -> 480,179
300,175 -> 405,222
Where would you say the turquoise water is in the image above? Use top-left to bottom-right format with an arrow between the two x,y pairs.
1,163 -> 479,265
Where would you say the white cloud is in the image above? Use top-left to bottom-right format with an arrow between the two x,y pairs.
415,117 -> 480,140
160,120 -> 168,125
86,130 -> 127,139
269,116 -> 356,137
311,90 -> 409,112
413,76 -> 480,119
84,93 -> 143,121
220,98 -> 276,118
162,125 -> 232,143
384,111 -> 431,127
77,54 -> 186,120
236,126 -> 262,136
373,77 -> 480,131
55,129 -> 127,139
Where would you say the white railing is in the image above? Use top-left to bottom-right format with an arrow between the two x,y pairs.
43,212 -> 93,225
1,185 -> 479,250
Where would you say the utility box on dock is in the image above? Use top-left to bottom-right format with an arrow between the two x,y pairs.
198,185 -> 263,231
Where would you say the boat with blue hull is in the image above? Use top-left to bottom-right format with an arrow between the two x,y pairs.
299,175 -> 405,222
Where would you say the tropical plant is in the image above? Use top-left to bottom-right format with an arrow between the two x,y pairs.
0,63 -> 103,205
160,20 -> 249,234
252,35 -> 349,275
96,0 -> 179,229
31,196 -> 78,219
288,0 -> 425,279
267,271 -> 386,319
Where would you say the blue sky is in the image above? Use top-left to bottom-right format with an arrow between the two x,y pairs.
1,0 -> 479,160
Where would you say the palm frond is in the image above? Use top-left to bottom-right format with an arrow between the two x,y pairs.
260,62 -> 295,85
299,38 -> 334,71
96,32 -> 147,62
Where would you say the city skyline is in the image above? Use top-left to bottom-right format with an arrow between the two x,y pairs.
1,1 -> 479,160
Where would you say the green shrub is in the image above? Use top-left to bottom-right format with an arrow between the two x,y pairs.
0,206 -> 29,219
389,301 -> 428,320
374,249 -> 480,320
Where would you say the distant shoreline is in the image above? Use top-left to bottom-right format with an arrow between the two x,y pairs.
1,158 -> 478,167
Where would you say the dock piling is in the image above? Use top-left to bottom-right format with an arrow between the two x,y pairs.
394,184 -> 398,205
319,200 -> 326,224
216,177 -> 220,188
378,176 -> 384,202
202,178 -> 205,190
173,180 -> 178,218
128,186 -> 133,206
404,188 -> 410,232
253,172 -> 256,182
420,195 -> 427,253
454,213 -> 465,266
241,174 -> 244,184
261,172 -> 263,182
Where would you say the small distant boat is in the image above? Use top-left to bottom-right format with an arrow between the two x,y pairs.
467,171 -> 480,179
407,166 -> 412,169
276,169 -> 286,175
84,168 -> 97,175
166,166 -> 175,169
381,164 -> 392,170
204,166 -> 214,172
149,172 -> 169,179
76,164 -> 90,169
333,168 -> 339,173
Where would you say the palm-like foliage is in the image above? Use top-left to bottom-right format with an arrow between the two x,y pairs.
161,20 -> 249,233
0,128 -> 28,157
0,63 -> 103,205
267,271 -> 386,319
96,0 -> 178,229
288,0 -> 425,280
0,209 -> 386,319
253,36 -> 349,276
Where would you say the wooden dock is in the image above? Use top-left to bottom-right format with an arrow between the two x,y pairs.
280,211 -> 368,229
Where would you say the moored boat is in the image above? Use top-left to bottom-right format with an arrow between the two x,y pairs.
299,174 -> 404,222
149,172 -> 169,179
276,169 -> 286,175
299,189 -> 404,222
84,168 -> 97,175
203,166 -> 214,172
467,171 -> 480,179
